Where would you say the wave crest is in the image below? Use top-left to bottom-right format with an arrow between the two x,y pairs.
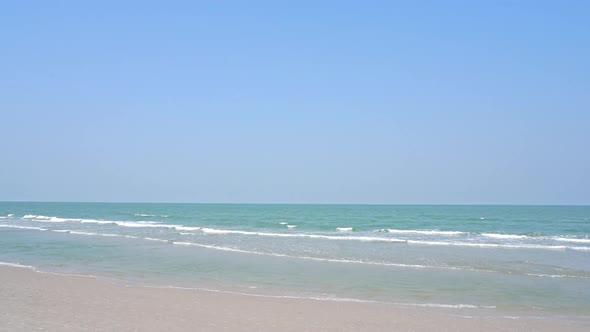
386,229 -> 465,236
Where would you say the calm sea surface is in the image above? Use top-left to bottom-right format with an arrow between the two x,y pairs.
1,202 -> 589,315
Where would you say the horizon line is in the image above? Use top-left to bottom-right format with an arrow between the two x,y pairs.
0,200 -> 588,207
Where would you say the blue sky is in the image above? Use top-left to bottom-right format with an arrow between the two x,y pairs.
1,1 -> 589,204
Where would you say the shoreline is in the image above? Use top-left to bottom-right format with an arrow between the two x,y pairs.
1,265 -> 588,331
0,261 -> 498,310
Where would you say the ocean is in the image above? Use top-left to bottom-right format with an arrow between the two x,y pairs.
1,202 -> 589,316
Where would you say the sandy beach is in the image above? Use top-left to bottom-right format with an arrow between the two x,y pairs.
0,266 -> 586,331
3,0 -> 589,330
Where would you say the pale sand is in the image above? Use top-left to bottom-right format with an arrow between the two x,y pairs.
0,266 -> 587,331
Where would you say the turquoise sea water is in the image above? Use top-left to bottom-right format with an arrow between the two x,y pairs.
1,202 -> 589,315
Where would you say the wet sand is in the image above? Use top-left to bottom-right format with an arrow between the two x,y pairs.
0,266 -> 587,331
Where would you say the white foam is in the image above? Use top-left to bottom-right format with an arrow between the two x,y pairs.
571,246 -> 590,251
114,221 -> 149,228
39,230 -> 590,278
0,224 -> 47,231
114,221 -> 181,229
26,215 -> 164,227
406,239 -> 580,250
7,214 -> 14,217
151,283 -> 495,309
279,222 -> 288,225
336,227 -> 353,232
25,216 -> 110,224
148,284 -> 381,304
171,241 -> 488,272
22,214 -> 201,232
82,219 -> 195,231
481,233 -> 527,239
69,231 -> 120,237
0,262 -> 35,269
526,273 -> 590,279
392,302 -> 495,309
387,229 -> 465,236
66,230 -> 100,236
175,226 -> 202,231
98,233 -> 122,237
144,237 -> 170,243
135,213 -> 169,218
38,217 -> 83,223
553,237 -> 590,244
287,225 -> 297,229
200,228 -> 407,243
51,229 -> 140,240
80,219 -> 115,224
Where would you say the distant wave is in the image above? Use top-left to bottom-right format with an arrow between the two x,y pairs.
23,215 -> 83,223
386,229 -> 465,236
107,221 -> 200,232
70,231 -> 121,237
115,221 -> 175,228
23,214 -> 50,219
188,233 -> 590,251
481,233 -> 528,239
12,214 -> 590,250
200,228 -> 407,243
405,239 -> 590,251
80,219 -> 115,224
0,224 -> 48,231
51,229 -> 141,240
22,215 -> 202,231
134,213 -> 168,218
197,227 -> 589,249
553,237 -> 590,244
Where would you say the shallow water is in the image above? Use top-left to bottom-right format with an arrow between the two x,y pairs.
1,202 -> 589,312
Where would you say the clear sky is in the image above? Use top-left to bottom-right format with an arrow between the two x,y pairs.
1,1 -> 589,204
